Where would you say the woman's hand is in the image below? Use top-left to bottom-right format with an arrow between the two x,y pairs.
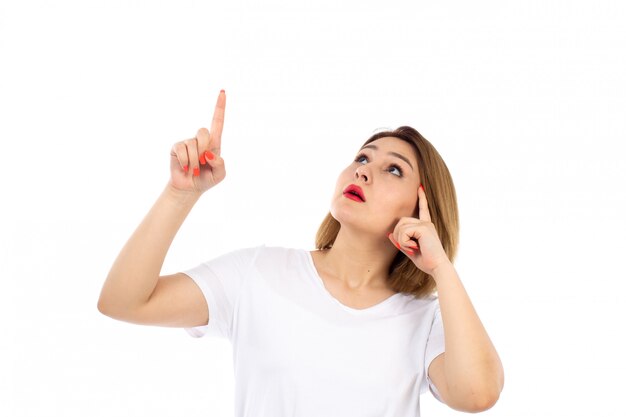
168,90 -> 227,195
387,185 -> 451,277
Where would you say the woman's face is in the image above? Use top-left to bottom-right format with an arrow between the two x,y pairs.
330,136 -> 421,235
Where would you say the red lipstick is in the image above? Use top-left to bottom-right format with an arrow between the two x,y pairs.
343,184 -> 366,202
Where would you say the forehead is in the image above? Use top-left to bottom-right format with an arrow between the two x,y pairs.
362,136 -> 418,165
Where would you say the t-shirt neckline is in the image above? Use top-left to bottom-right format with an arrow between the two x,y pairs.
303,249 -> 402,314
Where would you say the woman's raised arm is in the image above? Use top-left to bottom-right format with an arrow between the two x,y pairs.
97,91 -> 226,319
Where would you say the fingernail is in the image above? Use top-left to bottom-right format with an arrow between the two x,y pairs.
420,184 -> 425,192
199,152 -> 206,165
405,248 -> 415,255
220,89 -> 225,94
388,233 -> 403,250
205,151 -> 215,160
183,165 -> 188,173
193,167 -> 200,177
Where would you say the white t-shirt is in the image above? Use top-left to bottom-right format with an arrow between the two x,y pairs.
183,245 -> 446,417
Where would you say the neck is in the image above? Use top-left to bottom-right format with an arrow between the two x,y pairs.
317,226 -> 398,291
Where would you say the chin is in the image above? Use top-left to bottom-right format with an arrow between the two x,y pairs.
331,207 -> 387,235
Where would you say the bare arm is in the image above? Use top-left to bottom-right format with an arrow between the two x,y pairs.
97,185 -> 200,316
388,185 -> 504,412
97,90 -> 227,318
428,262 -> 504,412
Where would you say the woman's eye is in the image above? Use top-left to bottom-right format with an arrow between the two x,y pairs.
355,154 -> 368,164
388,165 -> 403,177
354,153 -> 403,177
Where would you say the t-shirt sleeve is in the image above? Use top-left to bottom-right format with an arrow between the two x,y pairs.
423,300 -> 446,402
182,245 -> 263,340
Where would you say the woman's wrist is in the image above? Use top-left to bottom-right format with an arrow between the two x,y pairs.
431,260 -> 456,283
164,182 -> 203,206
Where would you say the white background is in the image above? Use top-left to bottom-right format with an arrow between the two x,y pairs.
1,0 -> 625,416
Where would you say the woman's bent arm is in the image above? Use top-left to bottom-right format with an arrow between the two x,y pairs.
98,91 -> 227,320
97,184 -> 201,317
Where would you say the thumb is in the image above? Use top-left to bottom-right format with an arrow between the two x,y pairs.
203,150 -> 220,165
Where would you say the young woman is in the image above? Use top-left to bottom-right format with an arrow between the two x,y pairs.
98,90 -> 504,416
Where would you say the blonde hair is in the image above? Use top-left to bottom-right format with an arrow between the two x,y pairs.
314,126 -> 460,298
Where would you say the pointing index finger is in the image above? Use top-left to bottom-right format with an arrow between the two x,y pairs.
209,90 -> 226,155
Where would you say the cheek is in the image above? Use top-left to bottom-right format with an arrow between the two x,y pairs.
331,171 -> 349,199
335,168 -> 352,187
388,189 -> 418,213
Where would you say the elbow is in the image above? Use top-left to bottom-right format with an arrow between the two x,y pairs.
463,362 -> 505,412
444,357 -> 505,413
97,290 -> 121,317
466,390 -> 500,413
97,298 -> 110,316
451,380 -> 503,413
465,384 -> 502,413
97,294 -> 117,317
97,296 -> 143,322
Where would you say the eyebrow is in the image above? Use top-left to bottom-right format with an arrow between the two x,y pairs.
360,144 -> 414,171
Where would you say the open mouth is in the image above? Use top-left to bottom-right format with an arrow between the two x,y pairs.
343,184 -> 366,202
343,191 -> 365,202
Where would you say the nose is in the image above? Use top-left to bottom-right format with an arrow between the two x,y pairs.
355,165 -> 369,182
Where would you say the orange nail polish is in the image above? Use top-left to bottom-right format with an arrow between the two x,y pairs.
205,151 -> 215,160
183,165 -> 188,173
389,233 -> 400,249
193,167 -> 200,176
199,152 -> 206,165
